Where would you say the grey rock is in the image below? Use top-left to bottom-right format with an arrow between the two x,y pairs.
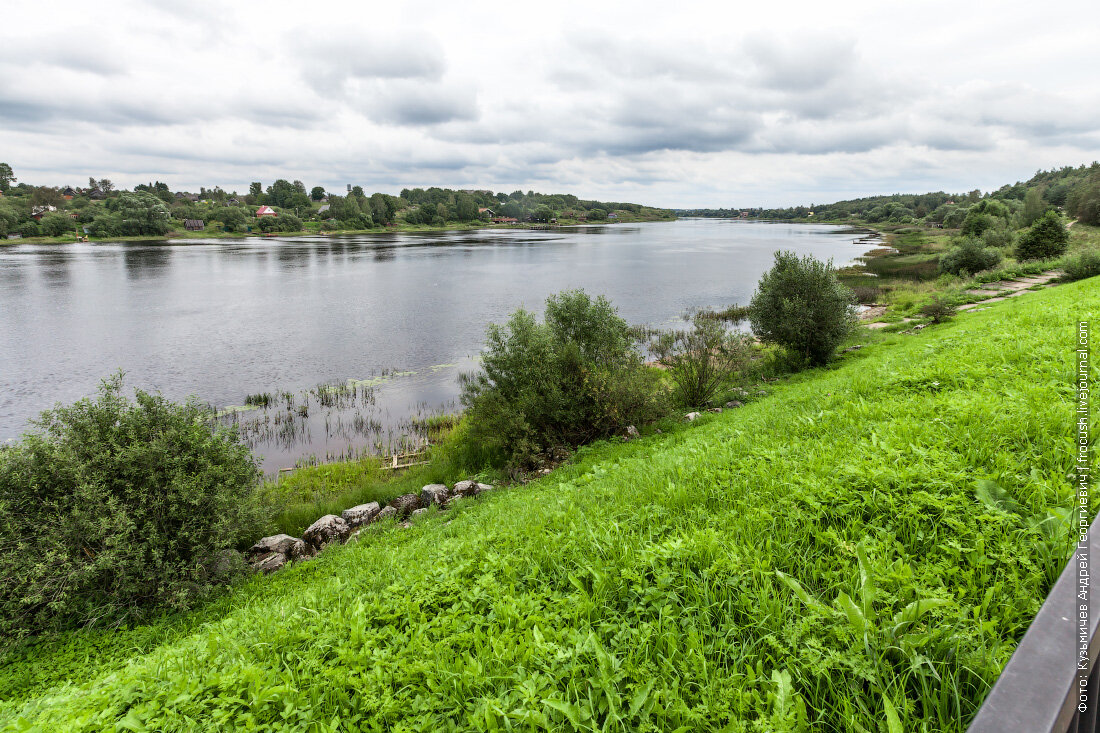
399,521 -> 412,529
389,493 -> 422,517
453,479 -> 478,496
252,552 -> 287,574
725,401 -> 743,408
341,502 -> 381,527
375,505 -> 399,521
420,484 -> 450,505
411,507 -> 428,517
684,411 -> 701,421
302,514 -> 350,550
246,534 -> 300,559
707,407 -> 723,413
625,425 -> 639,438
288,538 -> 313,560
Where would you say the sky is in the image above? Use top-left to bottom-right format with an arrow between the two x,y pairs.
2,0 -> 1098,208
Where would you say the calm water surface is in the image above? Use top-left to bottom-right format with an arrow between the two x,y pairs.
0,219 -> 874,469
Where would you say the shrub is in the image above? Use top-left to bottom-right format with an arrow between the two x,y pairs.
650,316 -> 752,407
17,221 -> 40,237
960,211 -> 994,237
1063,249 -> 1100,281
919,296 -> 957,324
748,251 -> 857,367
460,290 -> 663,468
938,237 -> 1002,276
1016,211 -> 1069,260
0,373 -> 265,637
39,213 -> 73,237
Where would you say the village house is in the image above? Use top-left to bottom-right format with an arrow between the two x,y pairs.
478,207 -> 494,217
491,217 -> 519,224
255,205 -> 278,217
184,219 -> 205,231
61,187 -> 76,200
31,205 -> 58,220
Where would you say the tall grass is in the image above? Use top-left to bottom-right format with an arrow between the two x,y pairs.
0,280 -> 1092,731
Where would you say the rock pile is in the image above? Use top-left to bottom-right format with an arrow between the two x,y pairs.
246,479 -> 494,574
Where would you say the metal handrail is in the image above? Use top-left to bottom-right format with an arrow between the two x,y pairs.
969,517 -> 1099,732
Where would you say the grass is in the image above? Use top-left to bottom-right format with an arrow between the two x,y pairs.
0,280 -> 1093,730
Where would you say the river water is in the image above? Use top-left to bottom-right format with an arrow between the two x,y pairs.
0,219 -> 873,471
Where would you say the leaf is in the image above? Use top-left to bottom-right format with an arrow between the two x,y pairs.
628,679 -> 655,717
775,571 -> 835,617
892,598 -> 951,628
856,544 -> 875,619
881,693 -> 903,733
835,592 -> 868,639
542,699 -> 591,728
974,479 -> 1024,515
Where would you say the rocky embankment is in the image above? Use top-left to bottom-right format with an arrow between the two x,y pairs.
246,479 -> 493,573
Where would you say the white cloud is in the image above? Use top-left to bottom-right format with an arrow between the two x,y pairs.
0,0 -> 1097,206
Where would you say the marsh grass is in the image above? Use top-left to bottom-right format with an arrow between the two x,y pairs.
1,281 -> 1092,731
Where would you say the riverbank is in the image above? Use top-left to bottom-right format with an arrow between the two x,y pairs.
1,275 -> 1090,730
0,211 -> 678,246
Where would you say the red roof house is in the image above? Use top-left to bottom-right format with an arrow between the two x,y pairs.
256,205 -> 278,217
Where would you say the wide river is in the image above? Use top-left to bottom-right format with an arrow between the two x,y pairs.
0,218 -> 874,471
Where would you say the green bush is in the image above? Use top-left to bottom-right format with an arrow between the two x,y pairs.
919,296 -> 957,324
1016,211 -> 1069,260
748,251 -> 857,367
0,374 -> 265,637
16,221 -> 39,237
460,290 -> 663,468
1063,249 -> 1100,281
650,316 -> 751,407
38,213 -> 73,237
938,237 -> 1003,276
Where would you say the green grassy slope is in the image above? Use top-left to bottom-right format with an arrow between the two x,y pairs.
2,280 -> 1095,731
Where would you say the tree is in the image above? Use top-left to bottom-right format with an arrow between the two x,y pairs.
459,290 -> 662,469
31,187 -> 63,208
292,180 -> 306,195
1022,187 -> 1046,226
0,162 -> 14,192
455,193 -> 479,222
0,373 -> 264,636
98,179 -> 115,194
249,182 -> 263,204
1016,211 -> 1069,260
748,251 -> 857,367
39,213 -> 75,237
113,191 -> 172,236
587,208 -> 607,221
310,186 -> 326,201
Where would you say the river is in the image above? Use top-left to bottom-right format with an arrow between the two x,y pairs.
0,218 -> 875,471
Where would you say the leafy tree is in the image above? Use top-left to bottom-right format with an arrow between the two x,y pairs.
650,316 -> 751,407
532,205 -> 555,223
98,179 -> 115,195
112,191 -> 172,236
1016,211 -> 1069,260
587,208 -> 607,221
39,213 -> 74,237
213,206 -> 247,231
748,251 -> 857,367
1022,187 -> 1046,226
31,187 -> 63,208
351,185 -> 365,198
0,373 -> 265,636
292,180 -> 306,195
960,211 -> 994,237
248,182 -> 263,204
0,162 -> 15,192
310,186 -> 326,201
257,213 -> 302,232
17,221 -> 40,237
938,237 -> 1003,276
460,290 -> 662,469
455,193 -> 479,222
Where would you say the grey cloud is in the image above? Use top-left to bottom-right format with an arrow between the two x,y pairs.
364,84 -> 478,126
745,35 -> 858,92
299,30 -> 447,94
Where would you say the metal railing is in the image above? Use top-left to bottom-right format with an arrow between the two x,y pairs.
969,518 -> 1099,732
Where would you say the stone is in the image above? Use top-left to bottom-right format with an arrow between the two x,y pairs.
707,407 -> 723,413
399,521 -> 412,529
302,514 -> 350,550
389,493 -> 422,517
725,401 -> 743,408
411,508 -> 428,517
420,484 -> 450,505
476,482 -> 494,493
246,534 -> 300,559
375,505 -> 399,521
453,479 -> 478,496
341,502 -> 381,528
288,538 -> 313,560
539,468 -> 552,475
684,412 -> 701,421
625,425 -> 639,438
252,552 -> 287,574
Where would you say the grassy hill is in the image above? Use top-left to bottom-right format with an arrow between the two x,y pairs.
0,279 -> 1092,731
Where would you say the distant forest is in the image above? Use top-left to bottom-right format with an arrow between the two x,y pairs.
678,162 -> 1100,227
0,163 -> 673,239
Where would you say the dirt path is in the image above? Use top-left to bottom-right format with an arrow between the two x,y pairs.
861,270 -> 1062,329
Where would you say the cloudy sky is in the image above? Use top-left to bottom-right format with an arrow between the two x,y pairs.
2,0 -> 1098,207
